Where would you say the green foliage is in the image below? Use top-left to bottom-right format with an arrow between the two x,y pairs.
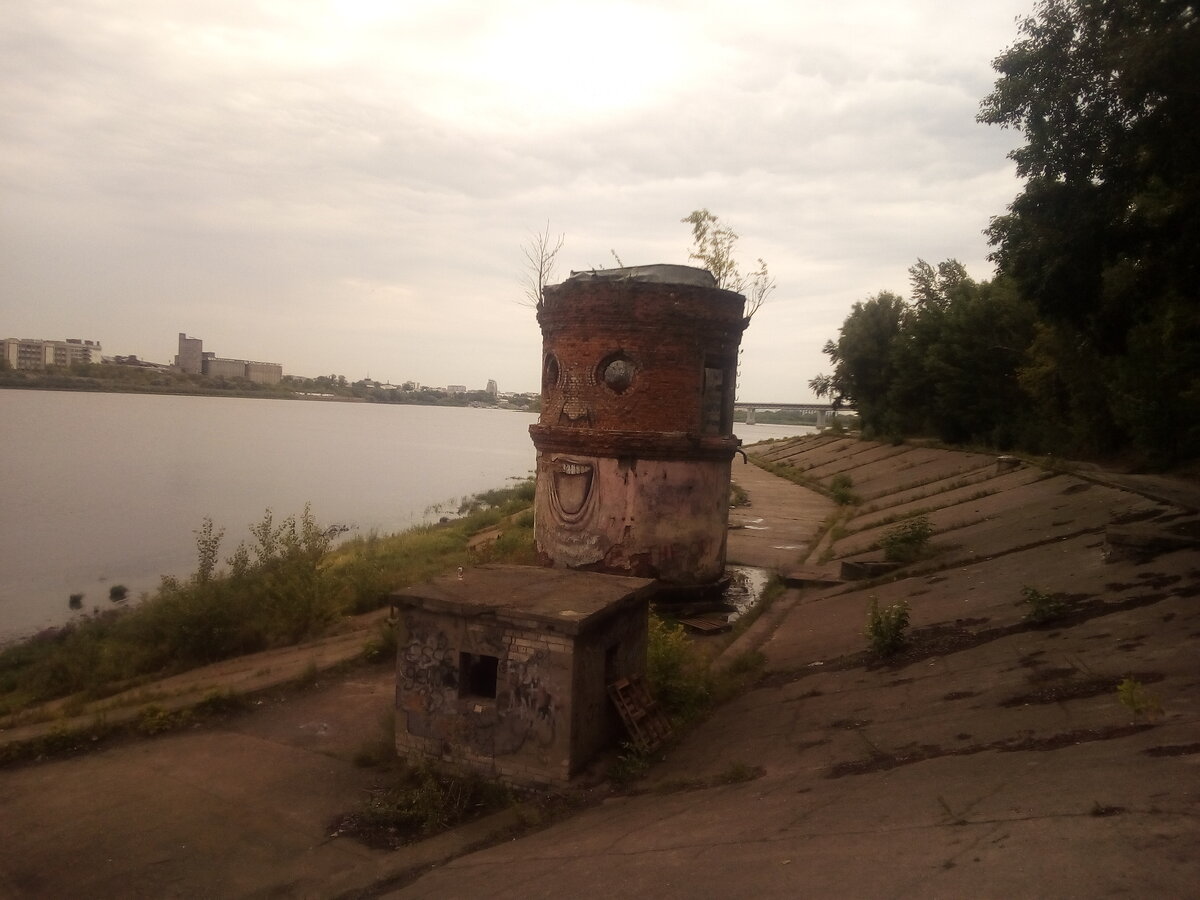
681,209 -> 774,315
829,473 -> 859,505
608,741 -> 652,786
337,761 -> 513,847
880,515 -> 933,563
108,584 -> 128,603
0,480 -> 538,717
866,597 -> 910,657
1116,676 -> 1163,720
682,209 -> 742,290
817,290 -> 907,434
979,0 -> 1200,463
362,620 -> 397,664
135,704 -> 189,735
646,614 -> 711,721
817,263 -> 1038,447
1020,585 -> 1066,624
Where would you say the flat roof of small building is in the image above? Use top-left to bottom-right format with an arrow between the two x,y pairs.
391,564 -> 656,635
563,264 -> 716,288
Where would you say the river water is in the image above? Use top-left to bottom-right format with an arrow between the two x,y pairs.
0,390 -> 812,642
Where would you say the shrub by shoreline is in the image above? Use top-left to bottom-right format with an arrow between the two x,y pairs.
0,480 -> 536,720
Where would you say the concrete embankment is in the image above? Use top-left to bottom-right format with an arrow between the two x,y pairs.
2,435 -> 1198,898
390,436 -> 1200,899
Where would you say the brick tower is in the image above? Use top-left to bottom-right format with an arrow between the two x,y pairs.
530,265 -> 748,589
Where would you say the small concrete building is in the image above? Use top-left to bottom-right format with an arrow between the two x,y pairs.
393,565 -> 655,786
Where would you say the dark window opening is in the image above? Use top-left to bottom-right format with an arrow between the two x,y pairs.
460,652 -> 499,699
702,356 -> 733,435
543,353 -> 560,394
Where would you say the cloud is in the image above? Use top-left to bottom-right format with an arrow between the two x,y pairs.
1,0 -> 1030,395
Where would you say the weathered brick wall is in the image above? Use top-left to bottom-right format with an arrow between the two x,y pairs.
537,279 -> 745,435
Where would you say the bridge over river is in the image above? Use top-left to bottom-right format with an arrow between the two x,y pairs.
733,401 -> 854,427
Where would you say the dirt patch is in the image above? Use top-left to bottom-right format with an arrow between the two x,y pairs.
1143,743 -> 1200,758
794,738 -> 830,752
826,724 -> 1156,779
1000,671 -> 1163,707
1110,509 -> 1163,525
943,691 -> 978,701
760,599 -> 1169,686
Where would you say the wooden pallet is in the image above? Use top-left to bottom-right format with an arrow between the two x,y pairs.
608,675 -> 672,753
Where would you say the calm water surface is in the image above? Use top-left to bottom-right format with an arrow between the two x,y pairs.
0,390 -> 812,642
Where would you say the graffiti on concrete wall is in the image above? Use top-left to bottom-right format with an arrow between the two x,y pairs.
492,649 -> 559,756
398,621 -> 457,715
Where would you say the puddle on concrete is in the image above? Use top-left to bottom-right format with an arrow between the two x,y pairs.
724,565 -> 772,623
660,565 -> 772,633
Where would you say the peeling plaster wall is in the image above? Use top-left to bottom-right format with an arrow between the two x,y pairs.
533,454 -> 731,583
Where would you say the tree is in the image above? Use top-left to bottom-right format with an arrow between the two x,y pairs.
520,221 -> 565,310
979,0 -> 1200,460
814,262 -> 1038,446
681,209 -> 774,317
816,290 -> 907,434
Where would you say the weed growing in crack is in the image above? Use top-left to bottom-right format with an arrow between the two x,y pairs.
866,597 -> 910,657
1117,676 -> 1163,720
608,741 -> 652,785
647,614 -> 711,721
880,516 -> 932,563
1020,586 -> 1067,624
331,761 -> 513,848
829,474 -> 859,505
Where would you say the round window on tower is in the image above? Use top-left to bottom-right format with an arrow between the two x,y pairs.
599,354 -> 636,394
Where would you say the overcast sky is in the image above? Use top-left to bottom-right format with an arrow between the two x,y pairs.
1,0 -> 1031,398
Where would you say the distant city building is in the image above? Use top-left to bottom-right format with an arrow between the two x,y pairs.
174,333 -> 282,385
447,384 -> 467,394
1,337 -> 102,370
175,333 -> 204,374
486,379 -> 498,397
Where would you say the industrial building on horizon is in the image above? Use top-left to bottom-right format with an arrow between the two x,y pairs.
174,333 -> 282,385
1,337 -> 103,370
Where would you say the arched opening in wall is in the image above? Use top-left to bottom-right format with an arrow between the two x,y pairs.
543,353 -> 560,397
702,355 -> 734,435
